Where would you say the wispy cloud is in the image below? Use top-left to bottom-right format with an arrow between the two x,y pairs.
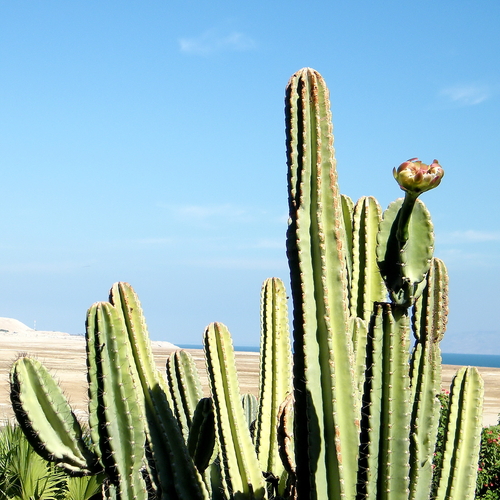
169,204 -> 252,227
0,261 -> 93,274
174,204 -> 247,220
164,203 -> 282,227
181,257 -> 287,270
179,29 -> 256,55
130,237 -> 173,247
440,84 -> 490,106
253,239 -> 285,249
441,230 -> 500,243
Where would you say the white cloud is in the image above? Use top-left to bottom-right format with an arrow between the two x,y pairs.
0,261 -> 92,274
440,84 -> 490,106
436,248 -> 500,269
174,204 -> 247,220
131,237 -> 173,247
179,29 -> 256,55
182,257 -> 287,270
441,230 -> 500,243
253,239 -> 284,249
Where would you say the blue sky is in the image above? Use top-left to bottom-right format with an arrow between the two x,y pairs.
0,1 -> 499,351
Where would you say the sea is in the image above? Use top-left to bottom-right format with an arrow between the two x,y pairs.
177,345 -> 500,368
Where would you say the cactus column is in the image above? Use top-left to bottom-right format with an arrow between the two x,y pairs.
286,67 -> 359,500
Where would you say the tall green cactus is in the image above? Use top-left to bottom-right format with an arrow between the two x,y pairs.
286,67 -> 360,500
285,67 -> 483,500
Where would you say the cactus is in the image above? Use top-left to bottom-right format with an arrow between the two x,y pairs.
255,278 -> 292,497
11,283 -> 210,500
204,322 -> 267,500
434,367 -> 484,499
286,67 -> 360,500
10,356 -> 100,476
10,67 -> 483,500
285,67 -> 483,500
166,349 -> 204,440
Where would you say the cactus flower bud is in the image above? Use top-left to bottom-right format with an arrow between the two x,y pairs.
393,158 -> 444,194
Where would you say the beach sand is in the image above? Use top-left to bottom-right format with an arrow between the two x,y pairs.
0,330 -> 498,427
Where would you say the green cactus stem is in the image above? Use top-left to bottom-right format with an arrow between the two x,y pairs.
434,367 -> 484,500
350,196 -> 386,322
242,393 -> 259,435
255,277 -> 292,495
409,258 -> 448,499
10,356 -> 100,476
85,301 -> 148,500
204,322 -> 267,500
286,67 -> 359,500
357,304 -> 412,500
166,349 -> 204,440
377,198 -> 434,307
188,397 -> 217,474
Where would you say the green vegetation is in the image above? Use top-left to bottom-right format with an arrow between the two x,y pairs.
0,423 -> 102,500
476,424 -> 500,499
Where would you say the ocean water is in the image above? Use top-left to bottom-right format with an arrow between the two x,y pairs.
178,344 -> 259,353
178,345 -> 500,368
441,353 -> 500,368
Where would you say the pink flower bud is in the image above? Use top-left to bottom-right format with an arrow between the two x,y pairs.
393,158 -> 444,194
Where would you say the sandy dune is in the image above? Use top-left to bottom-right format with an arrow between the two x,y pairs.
0,329 -> 498,427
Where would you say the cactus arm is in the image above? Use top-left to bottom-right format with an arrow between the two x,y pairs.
109,283 -> 165,394
350,316 -> 368,412
108,283 -> 209,500
277,393 -> 296,499
255,278 -> 292,486
166,350 -> 204,439
86,303 -> 103,461
188,397 -> 217,473
379,306 -> 412,500
341,194 -> 354,285
434,367 -> 484,500
357,306 -> 384,500
409,258 -> 448,499
242,393 -> 259,434
9,356 -> 100,475
286,67 -> 359,500
86,302 -> 147,500
377,199 -> 434,307
204,322 -> 267,500
350,196 -> 386,321
357,304 -> 411,500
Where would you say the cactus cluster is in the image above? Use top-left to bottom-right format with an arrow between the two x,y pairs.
9,68 -> 483,500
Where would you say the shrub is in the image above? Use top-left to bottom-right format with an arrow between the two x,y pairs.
0,423 -> 103,500
476,424 -> 500,500
431,390 -> 450,498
